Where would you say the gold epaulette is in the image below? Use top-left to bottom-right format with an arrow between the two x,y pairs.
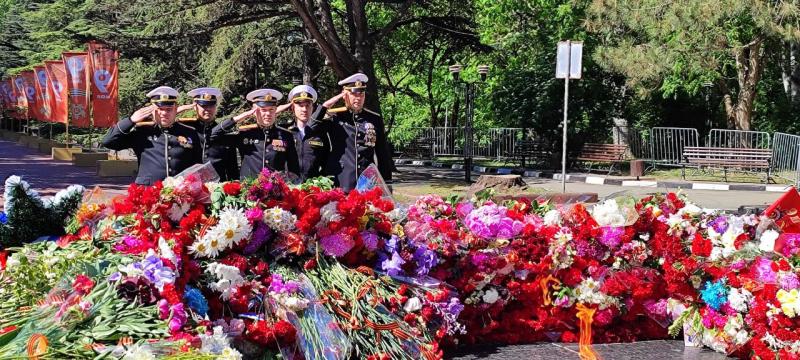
327,107 -> 348,114
178,117 -> 197,123
363,108 -> 380,116
237,124 -> 259,131
275,125 -> 291,132
135,121 -> 155,127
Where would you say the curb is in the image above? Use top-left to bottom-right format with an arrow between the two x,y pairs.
393,158 -> 793,193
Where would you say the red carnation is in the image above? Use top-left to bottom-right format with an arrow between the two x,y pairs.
690,233 -> 712,257
221,253 -> 249,273
223,182 -> 242,196
71,274 -> 95,295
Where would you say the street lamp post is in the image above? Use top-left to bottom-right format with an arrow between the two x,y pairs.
449,64 -> 489,184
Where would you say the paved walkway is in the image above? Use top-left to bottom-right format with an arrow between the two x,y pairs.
394,165 -> 782,211
0,139 -> 133,207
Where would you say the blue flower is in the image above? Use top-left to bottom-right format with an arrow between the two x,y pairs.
381,252 -> 406,276
184,286 -> 209,317
700,280 -> 728,311
413,246 -> 438,276
0,211 -> 6,225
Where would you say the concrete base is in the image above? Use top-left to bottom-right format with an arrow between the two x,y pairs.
72,152 -> 110,167
28,137 -> 48,150
17,134 -> 34,146
39,141 -> 62,154
52,147 -> 83,161
97,159 -> 138,177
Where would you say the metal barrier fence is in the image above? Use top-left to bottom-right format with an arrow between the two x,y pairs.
648,127 -> 700,166
706,129 -> 771,149
397,127 -> 528,158
612,125 -> 650,159
772,132 -> 800,186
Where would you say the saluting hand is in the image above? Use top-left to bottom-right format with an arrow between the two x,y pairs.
276,103 -> 292,114
233,107 -> 257,123
322,91 -> 345,109
131,105 -> 155,123
176,104 -> 194,114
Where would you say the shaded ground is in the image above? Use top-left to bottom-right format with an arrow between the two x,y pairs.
0,140 -> 133,209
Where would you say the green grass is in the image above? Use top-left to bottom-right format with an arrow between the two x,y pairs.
391,180 -> 546,204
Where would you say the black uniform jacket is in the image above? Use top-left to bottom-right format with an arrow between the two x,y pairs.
102,118 -> 202,185
308,106 -> 392,192
210,119 -> 300,180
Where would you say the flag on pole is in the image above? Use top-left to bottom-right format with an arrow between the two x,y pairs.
0,79 -> 13,112
44,61 -> 69,124
62,52 -> 90,127
12,76 -> 28,119
33,66 -> 52,122
20,71 -> 38,120
87,41 -> 119,128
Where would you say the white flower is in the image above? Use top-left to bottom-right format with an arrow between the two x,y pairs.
192,208 -> 251,258
680,203 -> 702,217
727,288 -> 753,313
122,344 -> 156,360
592,199 -> 626,227
262,207 -> 297,232
162,176 -> 185,189
51,185 -> 84,208
543,209 -> 561,226
206,262 -> 245,300
319,202 -> 342,224
482,288 -> 500,304
6,254 -> 20,269
760,229 -> 780,253
217,347 -> 243,360
168,202 -> 191,222
404,297 -> 423,312
200,326 -> 232,355
158,237 -> 177,265
574,278 -> 618,309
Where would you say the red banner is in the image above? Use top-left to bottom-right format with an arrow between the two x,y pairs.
0,79 -> 13,112
33,66 -> 52,122
20,71 -> 38,120
62,52 -> 90,127
44,61 -> 69,124
88,41 -> 119,128
12,75 -> 28,119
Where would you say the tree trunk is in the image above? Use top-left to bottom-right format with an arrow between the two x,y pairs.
721,36 -> 765,131
782,41 -> 800,104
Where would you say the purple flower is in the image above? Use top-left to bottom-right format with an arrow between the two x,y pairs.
780,272 -> 800,290
464,203 -> 523,240
709,217 -> 728,234
384,235 -> 400,254
443,297 -> 464,318
168,303 -> 186,332
755,257 -> 777,284
381,252 -> 406,276
598,226 -> 624,249
116,276 -> 158,305
244,222 -> 272,255
413,246 -> 438,276
362,231 -> 379,251
268,274 -> 300,294
319,233 -> 355,257
781,233 -> 800,257
245,208 -> 264,222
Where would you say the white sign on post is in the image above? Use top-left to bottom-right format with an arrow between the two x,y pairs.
556,41 -> 583,193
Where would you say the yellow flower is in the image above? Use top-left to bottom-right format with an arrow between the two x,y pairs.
777,289 -> 800,318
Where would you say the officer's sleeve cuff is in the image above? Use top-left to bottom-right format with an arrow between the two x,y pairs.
116,118 -> 135,134
221,119 -> 237,132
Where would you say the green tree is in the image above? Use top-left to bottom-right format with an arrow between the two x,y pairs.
587,0 -> 800,130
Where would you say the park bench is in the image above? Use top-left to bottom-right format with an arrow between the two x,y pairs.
680,146 -> 773,184
503,139 -> 550,168
401,137 -> 435,159
576,143 -> 630,174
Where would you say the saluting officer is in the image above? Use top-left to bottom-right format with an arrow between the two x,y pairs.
176,87 -> 239,181
210,89 -> 300,180
285,85 -> 329,181
310,73 -> 393,192
101,86 -> 201,185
